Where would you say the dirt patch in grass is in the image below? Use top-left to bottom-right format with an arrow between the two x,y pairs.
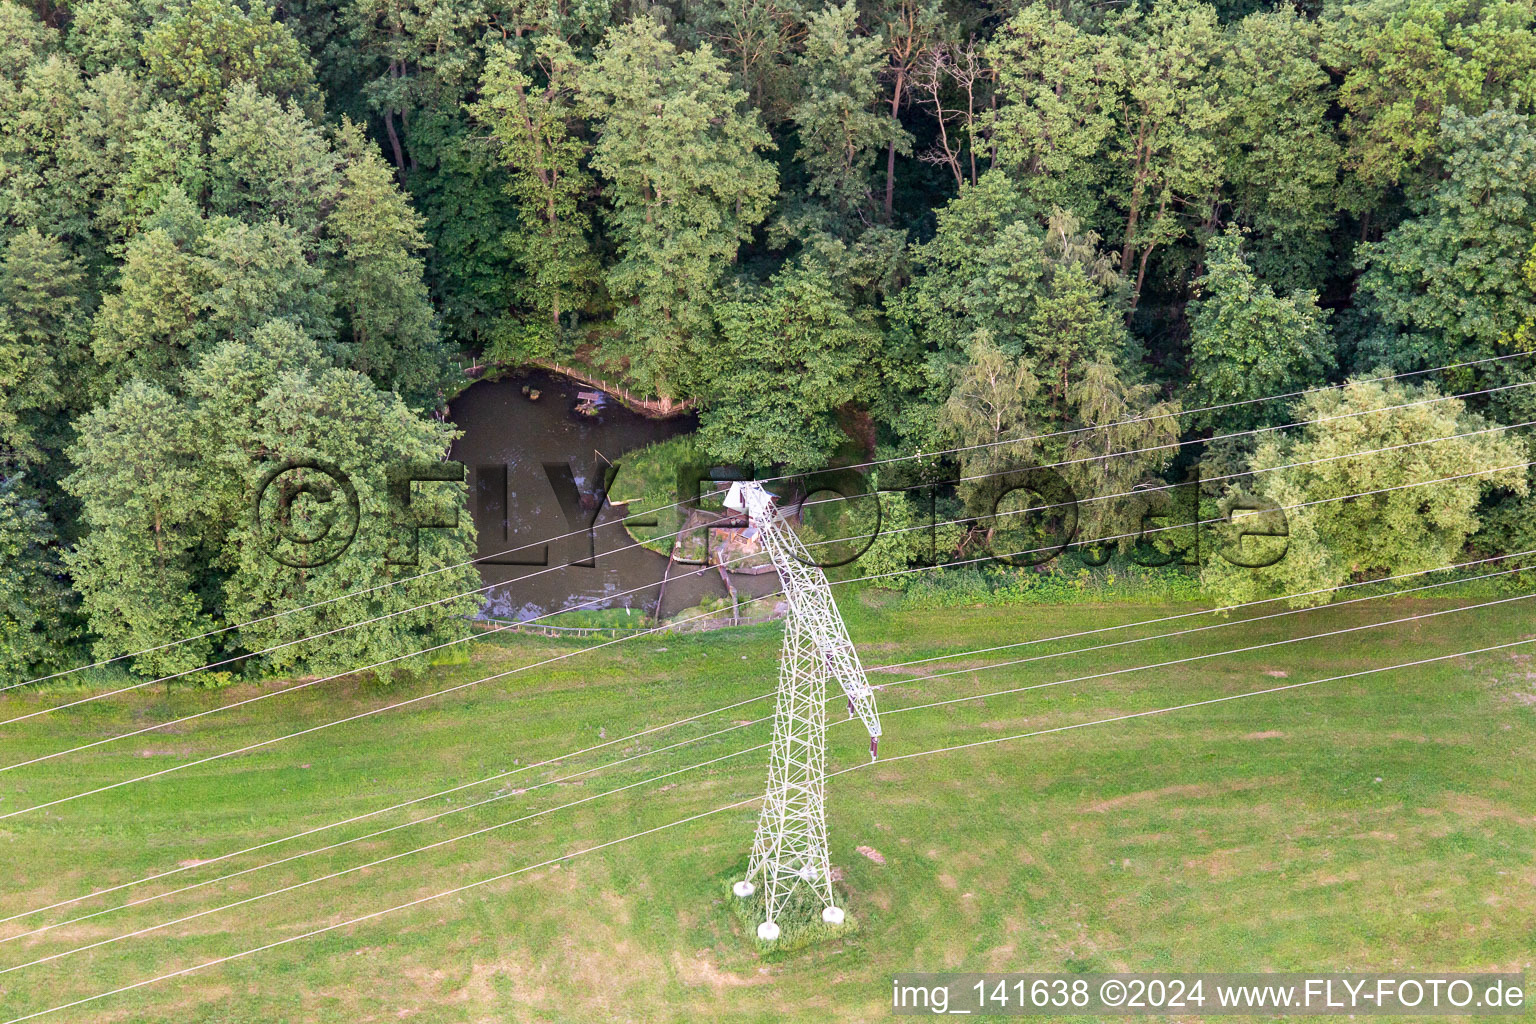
670,950 -> 765,989
1182,849 -> 1245,879
858,638 -> 901,651
1084,777 -> 1277,814
1442,794 -> 1536,827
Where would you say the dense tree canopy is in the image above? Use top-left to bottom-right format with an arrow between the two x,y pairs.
1356,104 -> 1536,368
701,258 -> 883,468
3,0 -> 1536,680
67,323 -> 481,678
578,15 -> 778,395
0,475 -> 71,678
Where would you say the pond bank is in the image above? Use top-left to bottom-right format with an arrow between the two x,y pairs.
447,371 -> 778,623
460,359 -> 696,419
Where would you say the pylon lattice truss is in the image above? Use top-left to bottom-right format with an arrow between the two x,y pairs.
725,482 -> 880,942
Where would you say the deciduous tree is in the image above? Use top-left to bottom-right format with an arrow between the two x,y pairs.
700,259 -> 882,468
1187,229 -> 1335,433
0,475 -> 73,681
1105,0 -> 1225,309
325,118 -> 447,401
790,2 -> 908,228
68,322 -> 480,678
0,228 -> 86,464
988,2 -> 1120,228
1202,377 -> 1530,606
1355,104 -> 1536,367
140,0 -> 319,128
1321,0 -> 1536,196
65,379 -> 215,676
579,16 -> 778,396
469,39 -> 599,344
1217,9 -> 1342,291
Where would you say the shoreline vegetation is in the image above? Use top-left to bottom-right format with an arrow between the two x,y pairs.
458,360 -> 698,419
18,557 -> 1533,696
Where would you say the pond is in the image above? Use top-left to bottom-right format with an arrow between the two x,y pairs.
447,371 -> 781,623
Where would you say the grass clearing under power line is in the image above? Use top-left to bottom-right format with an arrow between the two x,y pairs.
1,595 -> 1534,1022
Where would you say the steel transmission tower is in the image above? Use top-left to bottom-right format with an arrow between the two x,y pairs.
724,481 -> 881,942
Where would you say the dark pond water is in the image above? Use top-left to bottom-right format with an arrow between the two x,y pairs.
447,371 -> 779,622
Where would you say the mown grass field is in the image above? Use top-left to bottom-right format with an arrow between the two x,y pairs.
1,592 -> 1534,1022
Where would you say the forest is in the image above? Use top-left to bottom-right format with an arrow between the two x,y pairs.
2,0 -> 1534,682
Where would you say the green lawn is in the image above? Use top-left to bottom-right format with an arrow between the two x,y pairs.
1,594 -> 1534,1022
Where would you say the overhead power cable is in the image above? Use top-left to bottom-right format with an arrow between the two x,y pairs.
7,543 -> 1525,938
17,359 -> 1528,689
5,551 -> 1526,946
11,395 -> 1527,729
10,626 -> 1535,1024
4,456 -> 1529,816
9,589 -> 1530,976
762,352 -> 1536,483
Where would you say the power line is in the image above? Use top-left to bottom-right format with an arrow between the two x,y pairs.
11,579 -> 1531,967
5,457 -> 1527,814
10,544 -> 1524,938
762,352 -> 1536,483
864,634 -> 1536,765
1,511 -> 738,707
11,589 -> 1520,975
0,693 -> 779,932
17,365 -> 1528,691
0,743 -> 769,976
11,628 -> 1534,1024
5,491 -> 703,690
0,596 -> 773,814
13,399 -> 1525,732
798,380 -> 1535,511
20,388 -> 1523,734
1,541 -> 767,726
870,590 -> 1536,719
819,458 -> 1535,581
9,552 -> 1525,946
0,711 -> 777,946
865,548 -> 1536,672
798,414 -> 1536,533
0,797 -> 765,1024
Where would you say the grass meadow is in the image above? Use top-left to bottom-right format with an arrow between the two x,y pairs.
1,593 -> 1534,1022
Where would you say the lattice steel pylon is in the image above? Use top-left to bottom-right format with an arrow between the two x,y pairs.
724,481 -> 881,942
